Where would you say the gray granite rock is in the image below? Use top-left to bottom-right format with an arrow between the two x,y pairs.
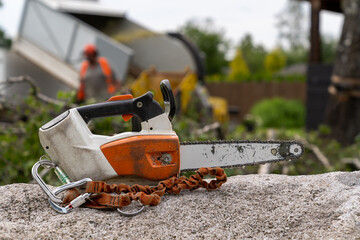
0,171 -> 360,239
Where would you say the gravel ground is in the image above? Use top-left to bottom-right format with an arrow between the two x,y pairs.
0,171 -> 359,239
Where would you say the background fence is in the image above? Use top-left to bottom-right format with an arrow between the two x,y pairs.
206,82 -> 307,122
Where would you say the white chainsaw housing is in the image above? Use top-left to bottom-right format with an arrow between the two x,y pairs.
39,108 -> 176,181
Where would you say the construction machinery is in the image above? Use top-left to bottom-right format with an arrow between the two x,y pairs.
0,0 -> 227,122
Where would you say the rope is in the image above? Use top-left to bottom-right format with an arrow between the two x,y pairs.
63,167 -> 227,209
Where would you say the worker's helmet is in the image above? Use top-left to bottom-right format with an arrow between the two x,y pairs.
83,44 -> 97,57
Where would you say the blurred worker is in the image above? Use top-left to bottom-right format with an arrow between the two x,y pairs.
76,44 -> 118,102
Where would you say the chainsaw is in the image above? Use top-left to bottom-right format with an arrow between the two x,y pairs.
32,79 -> 303,216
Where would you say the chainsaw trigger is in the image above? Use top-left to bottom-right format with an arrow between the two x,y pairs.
107,94 -> 134,121
122,114 -> 133,122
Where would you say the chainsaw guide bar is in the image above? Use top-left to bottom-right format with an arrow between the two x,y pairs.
179,140 -> 304,172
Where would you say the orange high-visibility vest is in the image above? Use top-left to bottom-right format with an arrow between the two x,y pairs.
77,57 -> 116,101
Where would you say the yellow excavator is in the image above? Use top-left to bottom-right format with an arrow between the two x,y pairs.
130,66 -> 228,123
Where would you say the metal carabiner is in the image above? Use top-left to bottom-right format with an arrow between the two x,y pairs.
32,156 -> 145,216
31,157 -> 63,203
32,156 -> 92,213
48,176 -> 93,214
49,193 -> 92,214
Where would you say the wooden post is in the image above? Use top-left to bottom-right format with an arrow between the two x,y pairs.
325,0 -> 360,145
310,0 -> 322,63
332,0 -> 360,78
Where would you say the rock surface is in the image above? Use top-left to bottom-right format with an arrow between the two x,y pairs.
0,171 -> 360,239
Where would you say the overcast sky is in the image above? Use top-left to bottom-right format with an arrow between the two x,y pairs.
0,0 -> 344,51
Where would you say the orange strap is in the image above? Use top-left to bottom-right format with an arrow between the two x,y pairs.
79,61 -> 89,80
76,80 -> 86,102
63,167 -> 227,209
76,61 -> 89,101
76,58 -> 116,101
98,57 -> 116,94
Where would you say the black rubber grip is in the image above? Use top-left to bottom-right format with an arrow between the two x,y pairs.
76,92 -> 164,123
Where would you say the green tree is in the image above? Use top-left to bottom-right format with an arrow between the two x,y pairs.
228,49 -> 249,81
264,48 -> 287,74
0,30 -> 11,48
276,0 -> 307,50
180,18 -> 229,75
0,0 -> 11,48
280,30 -> 337,67
321,34 -> 338,64
238,34 -> 267,75
283,44 -> 307,66
275,0 -> 308,67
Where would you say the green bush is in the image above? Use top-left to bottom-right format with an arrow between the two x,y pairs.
0,96 -> 62,185
250,97 -> 305,129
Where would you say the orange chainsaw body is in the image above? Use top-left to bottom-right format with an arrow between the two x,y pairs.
101,135 -> 180,180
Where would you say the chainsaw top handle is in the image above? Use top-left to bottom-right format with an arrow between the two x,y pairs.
77,92 -> 163,124
76,79 -> 176,124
